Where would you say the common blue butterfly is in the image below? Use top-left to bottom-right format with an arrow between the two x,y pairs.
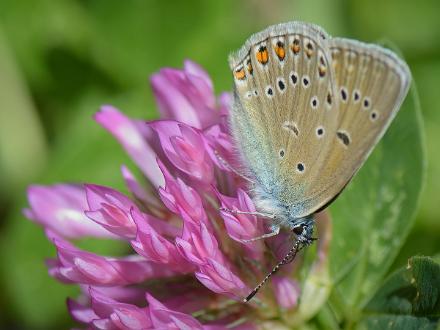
224,21 -> 411,301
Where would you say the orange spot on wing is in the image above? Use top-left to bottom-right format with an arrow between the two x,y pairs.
291,44 -> 300,54
234,67 -> 246,80
246,60 -> 253,75
305,42 -> 314,59
256,46 -> 268,64
274,41 -> 285,61
290,39 -> 301,55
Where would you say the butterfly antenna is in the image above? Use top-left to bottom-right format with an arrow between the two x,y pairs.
243,240 -> 303,302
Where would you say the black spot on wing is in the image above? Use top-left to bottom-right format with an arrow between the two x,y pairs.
283,123 -> 299,136
336,131 -> 350,146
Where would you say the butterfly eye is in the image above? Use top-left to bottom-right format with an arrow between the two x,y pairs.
293,225 -> 304,235
279,149 -> 285,158
296,163 -> 305,173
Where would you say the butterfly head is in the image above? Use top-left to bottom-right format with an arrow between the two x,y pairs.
290,216 -> 315,245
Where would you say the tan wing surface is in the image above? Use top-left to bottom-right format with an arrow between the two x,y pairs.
229,22 -> 410,218
229,22 -> 341,216
303,38 -> 412,213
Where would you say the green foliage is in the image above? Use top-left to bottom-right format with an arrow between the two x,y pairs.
328,84 -> 426,321
360,256 -> 440,329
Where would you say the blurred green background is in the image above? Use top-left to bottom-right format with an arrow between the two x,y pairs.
0,0 -> 438,329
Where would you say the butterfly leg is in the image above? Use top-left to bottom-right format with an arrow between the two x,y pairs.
214,150 -> 255,183
219,207 -> 276,219
240,225 -> 280,243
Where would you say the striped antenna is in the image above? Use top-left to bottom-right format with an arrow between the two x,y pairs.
243,240 -> 304,302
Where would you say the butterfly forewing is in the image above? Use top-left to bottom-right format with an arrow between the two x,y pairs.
230,22 -> 341,216
229,22 -> 410,219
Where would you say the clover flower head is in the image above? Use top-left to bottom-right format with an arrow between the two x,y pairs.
25,60 -> 331,329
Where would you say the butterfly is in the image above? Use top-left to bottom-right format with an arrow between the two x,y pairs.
222,21 -> 411,302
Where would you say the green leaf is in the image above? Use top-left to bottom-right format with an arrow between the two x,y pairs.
359,315 -> 436,330
0,26 -> 48,194
358,256 -> 440,329
328,81 -> 426,321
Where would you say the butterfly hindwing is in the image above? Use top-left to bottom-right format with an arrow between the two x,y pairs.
303,38 -> 411,214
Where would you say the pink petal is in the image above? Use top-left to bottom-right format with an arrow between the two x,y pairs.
183,59 -> 213,93
151,71 -> 202,128
150,61 -> 218,129
84,184 -> 137,239
121,165 -> 163,210
216,190 -> 265,259
272,275 -> 300,309
147,293 -> 203,329
203,124 -> 235,172
176,222 -> 222,266
67,299 -> 98,324
88,288 -> 151,329
114,308 -> 150,329
25,184 -> 114,239
130,208 -> 193,273
157,160 -> 208,225
149,120 -> 214,184
85,285 -> 145,304
47,233 -> 176,285
195,271 -> 225,294
218,92 -> 232,118
91,318 -> 115,329
94,106 -> 164,187
195,259 -> 248,299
